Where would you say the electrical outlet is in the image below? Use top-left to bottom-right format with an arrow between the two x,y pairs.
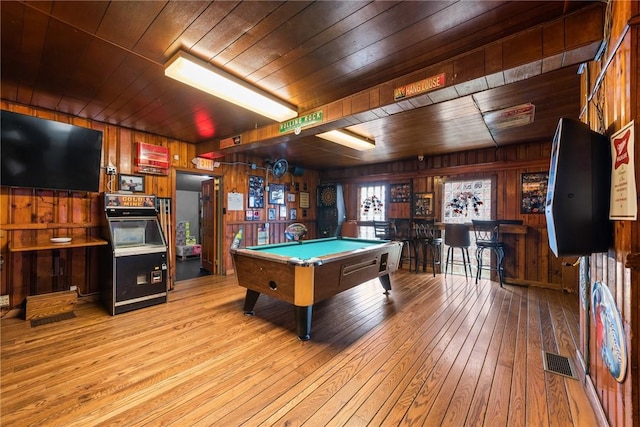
0,295 -> 9,307
106,165 -> 117,175
70,286 -> 78,292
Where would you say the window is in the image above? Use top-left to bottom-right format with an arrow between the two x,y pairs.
442,178 -> 493,274
442,178 -> 492,223
358,183 -> 387,238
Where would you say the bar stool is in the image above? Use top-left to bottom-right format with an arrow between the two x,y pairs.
444,223 -> 472,278
472,220 -> 505,287
373,220 -> 393,240
414,219 -> 442,276
392,219 -> 415,272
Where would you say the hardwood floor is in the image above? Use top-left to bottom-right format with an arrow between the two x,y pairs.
1,270 -> 602,426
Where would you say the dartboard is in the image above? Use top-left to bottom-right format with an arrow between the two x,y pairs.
320,186 -> 336,207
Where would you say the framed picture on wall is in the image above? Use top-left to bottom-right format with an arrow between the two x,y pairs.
390,183 -> 411,203
248,175 -> 265,208
412,192 -> 434,217
290,208 -> 297,220
268,184 -> 285,205
299,191 -> 310,208
268,208 -> 276,220
119,174 -> 145,193
521,172 -> 548,214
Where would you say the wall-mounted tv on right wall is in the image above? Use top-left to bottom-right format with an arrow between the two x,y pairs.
545,117 -> 612,257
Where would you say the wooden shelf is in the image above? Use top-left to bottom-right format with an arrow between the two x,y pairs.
1,222 -> 99,230
8,236 -> 108,252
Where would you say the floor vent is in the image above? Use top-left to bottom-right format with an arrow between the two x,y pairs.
543,351 -> 578,380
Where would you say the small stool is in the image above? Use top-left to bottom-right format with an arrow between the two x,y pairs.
444,223 -> 472,278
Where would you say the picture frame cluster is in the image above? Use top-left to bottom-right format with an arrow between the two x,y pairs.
244,180 -> 307,221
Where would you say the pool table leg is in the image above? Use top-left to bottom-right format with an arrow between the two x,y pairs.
243,289 -> 260,315
379,274 -> 392,295
295,305 -> 312,341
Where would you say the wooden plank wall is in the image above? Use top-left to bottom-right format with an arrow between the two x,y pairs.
0,102 -> 583,306
0,101 -> 319,310
579,1 -> 639,426
219,155 -> 319,273
323,142 -> 577,291
0,102 -> 171,308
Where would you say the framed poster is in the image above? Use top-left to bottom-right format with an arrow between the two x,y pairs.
119,174 -> 145,193
521,172 -> 548,213
268,208 -> 276,220
412,192 -> 434,217
269,184 -> 285,205
290,208 -> 297,220
248,175 -> 265,208
609,120 -> 637,220
299,191 -> 310,208
390,183 -> 411,203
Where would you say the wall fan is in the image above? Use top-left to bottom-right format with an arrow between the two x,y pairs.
267,158 -> 289,179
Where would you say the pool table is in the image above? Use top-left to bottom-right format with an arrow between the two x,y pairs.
231,237 -> 403,340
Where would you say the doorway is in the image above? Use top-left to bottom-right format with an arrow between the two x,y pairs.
174,170 -> 223,281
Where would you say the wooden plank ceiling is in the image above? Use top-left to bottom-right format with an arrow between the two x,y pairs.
0,1 -> 605,170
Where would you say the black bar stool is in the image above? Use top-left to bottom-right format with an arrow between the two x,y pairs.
391,219 -> 414,272
373,220 -> 393,239
444,223 -> 472,278
472,220 -> 505,287
414,219 -> 442,276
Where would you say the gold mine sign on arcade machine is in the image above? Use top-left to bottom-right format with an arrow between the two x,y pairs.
101,193 -> 168,315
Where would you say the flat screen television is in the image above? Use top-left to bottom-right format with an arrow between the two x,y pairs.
545,117 -> 612,257
1,110 -> 103,192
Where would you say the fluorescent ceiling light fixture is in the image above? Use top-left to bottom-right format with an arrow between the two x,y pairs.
164,51 -> 298,122
483,103 -> 535,130
316,129 -> 375,151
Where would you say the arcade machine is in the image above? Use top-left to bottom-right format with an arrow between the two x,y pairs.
101,193 -> 168,315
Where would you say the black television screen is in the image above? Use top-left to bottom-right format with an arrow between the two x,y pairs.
545,117 -> 611,257
1,110 -> 103,192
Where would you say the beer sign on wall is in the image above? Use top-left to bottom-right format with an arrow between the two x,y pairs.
609,120 -> 637,220
135,142 -> 170,175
